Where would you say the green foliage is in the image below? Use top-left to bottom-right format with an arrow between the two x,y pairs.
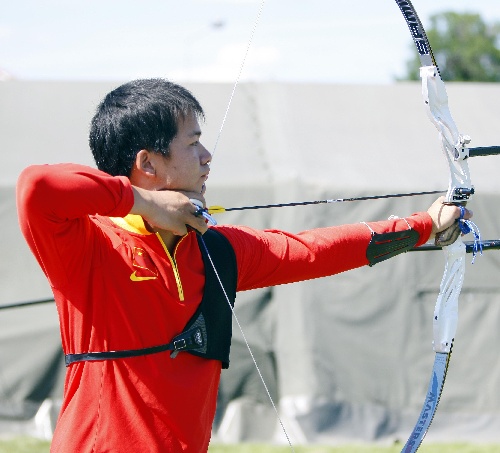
403,11 -> 500,82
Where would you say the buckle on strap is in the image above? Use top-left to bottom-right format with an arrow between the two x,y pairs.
170,327 -> 205,358
173,338 -> 187,350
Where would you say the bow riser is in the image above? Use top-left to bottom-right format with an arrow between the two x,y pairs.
432,239 -> 466,353
420,66 -> 474,203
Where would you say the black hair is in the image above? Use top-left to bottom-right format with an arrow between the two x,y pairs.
89,78 -> 205,177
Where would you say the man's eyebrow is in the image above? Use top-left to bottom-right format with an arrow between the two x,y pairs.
189,129 -> 202,137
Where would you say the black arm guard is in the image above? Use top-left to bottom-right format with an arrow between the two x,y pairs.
366,229 -> 420,266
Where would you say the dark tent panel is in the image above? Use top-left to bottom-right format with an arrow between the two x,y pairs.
1,80 -> 499,443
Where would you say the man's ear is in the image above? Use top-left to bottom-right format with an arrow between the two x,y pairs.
129,150 -> 157,188
135,150 -> 156,176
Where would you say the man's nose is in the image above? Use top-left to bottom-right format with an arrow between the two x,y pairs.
200,144 -> 212,165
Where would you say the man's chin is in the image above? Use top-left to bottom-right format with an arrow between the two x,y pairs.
157,185 -> 205,194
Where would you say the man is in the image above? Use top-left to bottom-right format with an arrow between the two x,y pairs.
16,78 -> 469,452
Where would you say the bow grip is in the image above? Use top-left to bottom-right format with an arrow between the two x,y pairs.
434,203 -> 464,247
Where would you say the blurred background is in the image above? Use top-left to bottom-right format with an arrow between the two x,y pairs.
1,0 -> 500,84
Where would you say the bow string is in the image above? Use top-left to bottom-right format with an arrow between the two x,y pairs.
194,1 -> 300,451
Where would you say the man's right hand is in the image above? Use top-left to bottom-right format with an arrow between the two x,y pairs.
131,186 -> 209,236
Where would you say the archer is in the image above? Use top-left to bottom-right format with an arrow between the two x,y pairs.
16,78 -> 469,453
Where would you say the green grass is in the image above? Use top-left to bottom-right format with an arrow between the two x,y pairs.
0,437 -> 50,453
209,445 -> 500,453
1,439 -> 500,453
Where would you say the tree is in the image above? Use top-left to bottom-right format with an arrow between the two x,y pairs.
403,11 -> 500,82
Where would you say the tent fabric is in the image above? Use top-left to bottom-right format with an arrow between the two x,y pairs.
1,80 -> 499,444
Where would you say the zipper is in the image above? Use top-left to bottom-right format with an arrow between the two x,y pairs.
156,233 -> 185,301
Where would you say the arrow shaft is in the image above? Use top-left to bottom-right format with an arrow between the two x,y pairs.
218,190 -> 445,213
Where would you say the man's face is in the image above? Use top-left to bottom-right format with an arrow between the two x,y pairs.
154,113 -> 211,194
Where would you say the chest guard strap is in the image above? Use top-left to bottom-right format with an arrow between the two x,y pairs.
65,229 -> 237,369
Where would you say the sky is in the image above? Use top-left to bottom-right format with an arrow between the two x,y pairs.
2,0 -> 500,84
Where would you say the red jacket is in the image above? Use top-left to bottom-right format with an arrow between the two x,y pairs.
16,163 -> 432,452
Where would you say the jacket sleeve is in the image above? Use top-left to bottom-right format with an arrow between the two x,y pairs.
216,212 -> 433,291
16,163 -> 134,288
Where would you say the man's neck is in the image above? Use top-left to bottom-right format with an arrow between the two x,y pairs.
141,218 -> 180,255
156,229 -> 180,254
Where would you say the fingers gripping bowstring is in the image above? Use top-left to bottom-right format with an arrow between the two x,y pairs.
199,237 -> 296,452
210,0 -> 266,160
203,1 -> 296,450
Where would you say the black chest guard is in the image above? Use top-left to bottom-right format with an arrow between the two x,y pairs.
65,229 -> 238,369
179,229 -> 237,368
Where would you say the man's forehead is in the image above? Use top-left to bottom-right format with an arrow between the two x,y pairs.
178,114 -> 201,135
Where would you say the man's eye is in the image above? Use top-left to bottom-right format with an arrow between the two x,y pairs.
191,141 -> 199,146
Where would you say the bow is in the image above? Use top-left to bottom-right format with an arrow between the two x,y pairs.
394,1 -> 481,451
